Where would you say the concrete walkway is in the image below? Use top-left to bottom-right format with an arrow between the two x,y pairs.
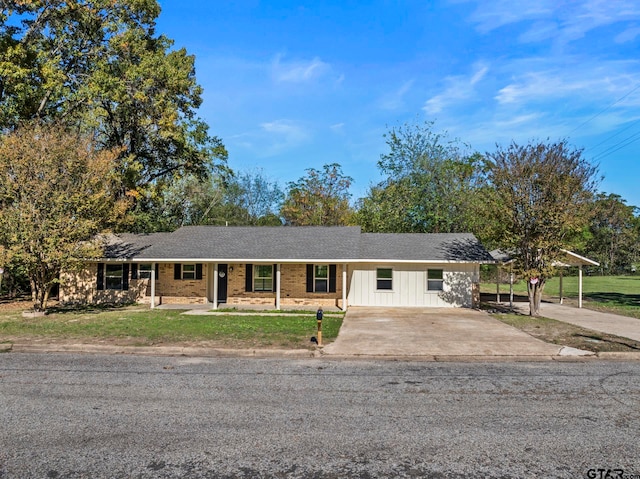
322,307 -> 571,358
513,302 -> 640,342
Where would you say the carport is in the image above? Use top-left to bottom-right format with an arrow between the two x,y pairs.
490,249 -> 599,309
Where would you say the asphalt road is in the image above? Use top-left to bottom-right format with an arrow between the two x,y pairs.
1,354 -> 639,479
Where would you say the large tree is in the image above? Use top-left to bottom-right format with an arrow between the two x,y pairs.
485,140 -> 599,316
584,193 -> 640,274
0,1 -> 227,226
0,123 -> 127,312
281,163 -> 353,226
356,121 -> 485,233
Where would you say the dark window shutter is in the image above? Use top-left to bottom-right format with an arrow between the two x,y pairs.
122,264 -> 130,291
174,263 -> 181,280
196,263 -> 203,280
329,264 -> 337,293
130,263 -> 138,280
306,264 -> 314,293
155,263 -> 160,279
273,264 -> 278,292
96,263 -> 104,290
245,264 -> 253,292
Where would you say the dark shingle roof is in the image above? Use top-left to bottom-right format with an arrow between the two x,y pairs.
136,226 -> 362,261
112,226 -> 493,263
360,233 -> 495,262
101,233 -> 172,260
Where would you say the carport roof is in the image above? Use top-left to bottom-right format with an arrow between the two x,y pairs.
112,226 -> 493,263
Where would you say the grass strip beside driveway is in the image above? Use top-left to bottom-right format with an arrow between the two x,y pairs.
491,312 -> 640,353
0,306 -> 342,349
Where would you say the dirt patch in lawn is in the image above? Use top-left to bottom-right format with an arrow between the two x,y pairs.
487,306 -> 640,353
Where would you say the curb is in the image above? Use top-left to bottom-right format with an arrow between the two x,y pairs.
5,342 -> 640,361
9,342 -> 319,358
597,351 -> 640,360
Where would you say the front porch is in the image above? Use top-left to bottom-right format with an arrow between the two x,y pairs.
146,262 -> 350,311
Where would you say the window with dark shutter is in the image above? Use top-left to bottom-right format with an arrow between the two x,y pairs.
273,264 -> 278,292
96,263 -> 104,290
174,264 -> 181,280
245,264 -> 253,292
306,264 -> 313,293
122,264 -> 129,291
130,263 -> 138,280
329,264 -> 337,293
196,263 -> 203,280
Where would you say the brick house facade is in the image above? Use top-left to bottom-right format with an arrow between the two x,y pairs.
60,227 -> 494,309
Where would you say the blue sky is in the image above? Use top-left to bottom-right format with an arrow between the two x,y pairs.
156,0 -> 640,208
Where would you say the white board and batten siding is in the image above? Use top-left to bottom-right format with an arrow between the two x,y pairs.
348,263 -> 479,307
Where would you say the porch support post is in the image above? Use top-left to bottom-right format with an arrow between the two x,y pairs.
509,263 -> 514,309
212,263 -> 218,310
342,264 -> 347,311
559,270 -> 564,305
496,264 -> 501,303
150,262 -> 156,309
276,264 -> 281,310
578,265 -> 583,309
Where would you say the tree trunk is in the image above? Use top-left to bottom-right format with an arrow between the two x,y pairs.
527,279 -> 546,316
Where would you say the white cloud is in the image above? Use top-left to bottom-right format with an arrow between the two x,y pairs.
378,79 -> 415,110
423,63 -> 488,114
271,54 -> 331,83
457,0 -> 640,45
615,25 -> 640,43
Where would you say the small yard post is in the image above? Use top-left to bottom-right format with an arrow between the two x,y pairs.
316,307 -> 323,346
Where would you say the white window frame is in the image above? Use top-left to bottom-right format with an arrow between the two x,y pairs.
314,265 -> 329,293
254,265 -> 273,292
139,263 -> 152,279
376,267 -> 393,291
182,263 -> 196,280
427,269 -> 444,292
105,264 -> 124,290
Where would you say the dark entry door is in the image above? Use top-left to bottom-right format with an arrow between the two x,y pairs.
217,264 -> 228,303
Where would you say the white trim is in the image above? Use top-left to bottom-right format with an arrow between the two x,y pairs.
559,249 -> 600,267
212,263 -> 218,310
276,264 -> 281,310
342,263 -> 347,311
132,258 -> 491,265
150,262 -> 156,309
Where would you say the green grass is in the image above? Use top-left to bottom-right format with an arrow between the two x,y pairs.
491,311 -> 640,353
0,306 -> 342,348
482,275 -> 640,319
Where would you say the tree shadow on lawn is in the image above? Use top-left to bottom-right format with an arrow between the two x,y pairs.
584,292 -> 640,307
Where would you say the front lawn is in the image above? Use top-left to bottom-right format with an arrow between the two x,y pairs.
0,305 -> 343,349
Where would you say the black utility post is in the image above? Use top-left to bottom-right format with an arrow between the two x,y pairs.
316,307 -> 323,346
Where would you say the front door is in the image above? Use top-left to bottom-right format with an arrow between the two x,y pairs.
217,264 -> 228,303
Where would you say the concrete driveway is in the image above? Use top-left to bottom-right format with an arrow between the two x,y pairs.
322,307 -> 565,358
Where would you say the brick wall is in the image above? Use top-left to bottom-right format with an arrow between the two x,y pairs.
225,263 -> 344,307
60,263 -> 147,304
154,263 -> 207,304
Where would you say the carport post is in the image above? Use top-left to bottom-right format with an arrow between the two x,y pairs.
559,271 -> 564,305
150,262 -> 156,309
578,265 -> 583,309
509,267 -> 514,309
496,264 -> 501,303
